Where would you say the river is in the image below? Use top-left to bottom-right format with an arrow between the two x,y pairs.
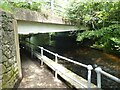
20,32 -> 120,89
44,44 -> 120,89
57,46 -> 120,89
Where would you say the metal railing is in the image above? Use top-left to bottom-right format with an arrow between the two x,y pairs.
21,41 -> 120,88
95,67 -> 120,88
38,46 -> 93,88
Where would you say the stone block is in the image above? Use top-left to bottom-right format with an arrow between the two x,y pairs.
2,71 -> 17,88
1,64 -> 7,74
2,81 -> 12,89
1,12 -> 14,32
2,61 -> 9,69
8,73 -> 17,87
2,69 -> 14,85
2,55 -> 8,63
3,31 -> 14,45
2,45 -> 15,60
2,56 -> 16,67
8,57 -> 16,65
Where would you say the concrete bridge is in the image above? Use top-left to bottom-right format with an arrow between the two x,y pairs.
0,8 -> 87,89
0,8 -> 119,89
15,8 -> 88,34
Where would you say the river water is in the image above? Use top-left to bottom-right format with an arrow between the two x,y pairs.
20,32 -> 120,89
45,45 -> 120,89
57,46 -> 120,89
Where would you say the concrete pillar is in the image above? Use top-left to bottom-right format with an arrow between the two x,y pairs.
13,20 -> 22,79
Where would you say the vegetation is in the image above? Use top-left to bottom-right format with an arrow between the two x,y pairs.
0,0 -> 120,56
0,0 -> 65,16
65,1 -> 120,56
0,1 -> 45,12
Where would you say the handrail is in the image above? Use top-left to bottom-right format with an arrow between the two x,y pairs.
21,42 -> 93,88
42,47 -> 56,56
38,46 -> 88,68
21,41 -> 120,89
101,70 -> 120,83
95,67 -> 120,88
37,46 -> 93,88
58,55 -> 88,68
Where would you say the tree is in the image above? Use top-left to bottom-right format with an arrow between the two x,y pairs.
65,1 -> 120,56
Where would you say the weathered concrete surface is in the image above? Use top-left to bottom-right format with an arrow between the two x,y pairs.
14,8 -> 81,34
14,8 -> 67,25
18,53 -> 67,88
14,8 -> 88,30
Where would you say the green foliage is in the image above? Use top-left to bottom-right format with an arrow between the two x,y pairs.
10,2 -> 43,11
0,1 -> 12,12
65,1 -> 120,29
0,1 -> 46,12
77,24 -> 120,55
65,1 -> 120,56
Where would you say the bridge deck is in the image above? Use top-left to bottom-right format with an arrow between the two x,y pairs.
35,52 -> 97,88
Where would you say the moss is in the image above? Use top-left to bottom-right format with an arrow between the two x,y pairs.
2,64 -> 7,74
2,68 -> 14,84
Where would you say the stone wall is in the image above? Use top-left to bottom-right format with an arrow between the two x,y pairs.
0,10 -> 19,89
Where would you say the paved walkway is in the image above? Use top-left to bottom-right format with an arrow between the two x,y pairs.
18,53 -> 67,88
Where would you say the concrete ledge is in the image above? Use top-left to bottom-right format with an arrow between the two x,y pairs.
14,8 -> 67,25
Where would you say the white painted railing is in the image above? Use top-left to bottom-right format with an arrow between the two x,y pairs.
21,41 -> 120,89
38,46 -> 93,88
95,67 -> 120,88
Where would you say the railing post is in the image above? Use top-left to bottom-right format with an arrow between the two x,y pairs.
95,67 -> 102,88
40,47 -> 44,66
55,53 -> 58,81
55,69 -> 58,81
40,47 -> 43,57
87,65 -> 93,89
31,46 -> 33,58
55,53 -> 58,63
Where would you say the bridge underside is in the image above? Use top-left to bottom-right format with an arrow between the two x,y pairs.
18,21 -> 79,34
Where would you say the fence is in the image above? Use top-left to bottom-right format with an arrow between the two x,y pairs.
21,41 -> 120,88
38,46 -> 93,88
95,67 -> 120,88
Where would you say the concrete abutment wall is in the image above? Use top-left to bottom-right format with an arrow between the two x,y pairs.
0,10 -> 22,89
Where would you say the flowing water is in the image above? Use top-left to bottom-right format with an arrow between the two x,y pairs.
56,46 -> 120,89
44,44 -> 120,89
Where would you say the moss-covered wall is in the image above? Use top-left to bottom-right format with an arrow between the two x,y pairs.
0,10 -> 20,89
